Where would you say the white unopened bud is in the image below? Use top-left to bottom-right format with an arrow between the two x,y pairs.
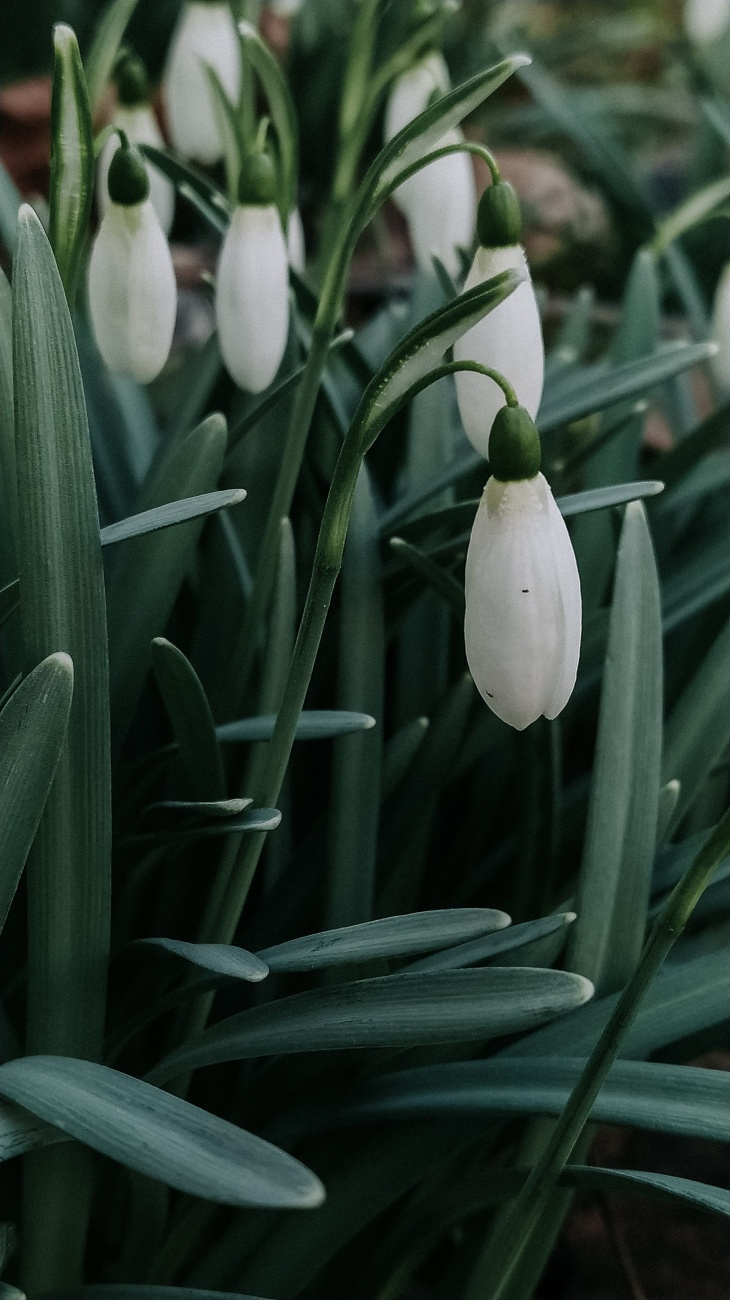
384,53 -> 475,274
215,204 -> 289,392
684,0 -> 730,42
453,244 -> 544,458
164,1 -> 241,164
711,262 -> 730,393
88,200 -> 177,383
98,107 -> 175,234
287,207 -> 306,273
465,474 -> 581,730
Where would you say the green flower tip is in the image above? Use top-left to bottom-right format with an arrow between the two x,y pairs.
108,138 -> 150,205
477,179 -> 522,249
114,48 -> 152,106
238,150 -> 278,206
488,404 -> 541,481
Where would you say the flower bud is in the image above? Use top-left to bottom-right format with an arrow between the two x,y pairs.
89,147 -> 177,384
98,106 -> 175,234
164,1 -> 241,164
384,52 -> 475,275
453,243 -> 544,458
684,0 -> 730,42
711,261 -> 730,393
488,404 -> 541,481
465,473 -> 582,730
476,180 -> 521,248
215,203 -> 289,392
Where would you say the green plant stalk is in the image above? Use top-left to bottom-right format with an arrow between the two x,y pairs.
480,804 -> 730,1300
208,359 -> 518,947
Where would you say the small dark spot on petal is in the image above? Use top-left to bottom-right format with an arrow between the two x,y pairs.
522,589 -> 529,593
486,691 -> 494,698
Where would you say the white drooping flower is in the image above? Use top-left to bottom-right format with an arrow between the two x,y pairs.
216,153 -> 289,392
464,406 -> 581,730
164,1 -> 241,164
287,206 -> 306,273
98,105 -> 175,234
89,141 -> 177,384
454,181 -> 544,459
710,261 -> 730,393
383,51 -> 476,277
684,0 -> 730,43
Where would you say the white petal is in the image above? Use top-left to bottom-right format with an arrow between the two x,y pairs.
464,474 -> 581,730
97,106 -> 175,234
711,262 -> 730,393
402,134 -> 476,277
215,204 -> 290,393
383,52 -> 451,143
287,207 -> 306,273
88,200 -> 177,384
453,244 -> 544,459
164,1 -> 241,164
384,53 -> 452,216
684,0 -> 730,42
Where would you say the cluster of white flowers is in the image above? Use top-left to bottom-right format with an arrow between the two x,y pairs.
90,20 -> 583,731
89,1 -> 301,391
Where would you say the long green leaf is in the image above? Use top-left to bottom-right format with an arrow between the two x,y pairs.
216,711 -> 376,743
13,205 -> 112,1288
107,415 -> 227,746
49,25 -> 94,306
151,638 -> 226,802
100,489 -> 246,547
327,464 -> 384,927
147,968 -> 593,1082
0,653 -> 74,937
83,0 -> 143,112
661,614 -> 730,830
569,502 -> 663,995
0,1057 -> 323,1209
332,1057 -> 730,1145
139,939 -> 268,983
0,161 -> 21,256
0,270 -> 16,585
257,909 -> 511,971
405,914 -> 576,975
238,21 -> 299,221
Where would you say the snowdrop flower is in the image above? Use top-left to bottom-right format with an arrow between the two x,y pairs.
454,180 -> 544,458
711,262 -> 730,393
287,207 -> 306,273
464,404 -> 581,730
89,137 -> 177,384
684,0 -> 730,43
384,51 -> 475,276
164,0 -> 241,164
98,52 -> 174,235
215,151 -> 289,392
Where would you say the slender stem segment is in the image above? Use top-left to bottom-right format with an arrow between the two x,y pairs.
480,804 -> 730,1300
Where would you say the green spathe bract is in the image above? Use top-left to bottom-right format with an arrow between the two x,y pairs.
488,405 -> 542,481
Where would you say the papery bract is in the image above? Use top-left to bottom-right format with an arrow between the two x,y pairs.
215,204 -> 289,393
453,244 -> 544,458
98,106 -> 175,234
464,473 -> 581,730
88,200 -> 177,384
164,1 -> 241,164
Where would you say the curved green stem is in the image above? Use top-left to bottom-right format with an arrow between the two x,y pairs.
381,139 -> 501,205
480,804 -> 730,1300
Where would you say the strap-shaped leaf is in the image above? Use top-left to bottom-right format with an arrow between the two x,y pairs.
49,25 -> 94,306
216,710 -> 375,742
151,638 -> 226,802
0,1056 -> 323,1209
556,481 -> 664,516
569,502 -> 663,995
405,913 -> 576,975
147,968 -> 593,1082
331,1057 -> 730,1146
661,614 -> 730,831
258,909 -> 510,971
203,63 -> 243,204
84,0 -> 144,112
0,653 -> 74,937
139,939 -> 268,983
100,489 -> 246,547
0,160 -> 21,255
239,21 -> 299,221
653,174 -> 730,255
